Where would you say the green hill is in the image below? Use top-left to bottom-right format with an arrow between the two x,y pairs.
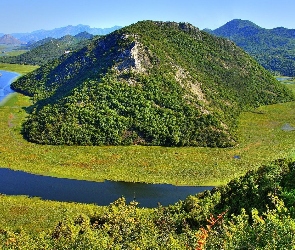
0,33 -> 94,65
11,20 -> 294,147
209,19 -> 295,76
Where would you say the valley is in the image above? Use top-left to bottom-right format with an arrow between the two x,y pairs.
1,19 -> 295,249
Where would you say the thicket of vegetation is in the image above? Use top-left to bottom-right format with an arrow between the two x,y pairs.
1,158 -> 295,249
209,19 -> 295,76
11,21 -> 294,147
0,33 -> 94,65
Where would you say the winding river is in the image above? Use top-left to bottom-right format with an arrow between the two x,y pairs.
0,70 -> 212,207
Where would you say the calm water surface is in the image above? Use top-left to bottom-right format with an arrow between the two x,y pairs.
0,168 -> 213,207
0,70 -> 19,102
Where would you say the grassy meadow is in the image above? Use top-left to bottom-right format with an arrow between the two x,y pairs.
0,63 -> 295,186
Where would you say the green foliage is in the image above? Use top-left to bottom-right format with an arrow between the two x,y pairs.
0,197 -> 190,249
179,158 -> 295,249
11,21 -> 294,147
203,207 -> 295,249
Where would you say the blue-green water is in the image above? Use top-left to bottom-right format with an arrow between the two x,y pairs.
0,70 -> 19,102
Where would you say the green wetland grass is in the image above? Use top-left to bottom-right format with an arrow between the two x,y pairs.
1,83 -> 295,186
0,63 -> 38,74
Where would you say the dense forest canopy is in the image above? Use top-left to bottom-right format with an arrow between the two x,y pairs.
11,20 -> 294,147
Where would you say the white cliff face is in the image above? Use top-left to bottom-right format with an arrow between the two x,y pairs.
116,34 -> 152,74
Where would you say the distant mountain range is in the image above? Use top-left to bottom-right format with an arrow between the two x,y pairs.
207,19 -> 295,76
0,24 -> 121,44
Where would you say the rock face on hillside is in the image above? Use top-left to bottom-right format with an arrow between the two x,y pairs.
0,34 -> 23,45
12,21 -> 294,147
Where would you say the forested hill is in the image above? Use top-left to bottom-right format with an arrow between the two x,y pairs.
208,19 -> 295,76
0,33 -> 94,65
11,20 -> 294,147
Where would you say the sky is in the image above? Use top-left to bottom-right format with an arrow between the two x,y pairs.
1,0 -> 295,34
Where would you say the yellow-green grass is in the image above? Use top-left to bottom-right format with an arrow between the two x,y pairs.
0,195 -> 104,234
0,63 -> 39,75
1,90 -> 295,186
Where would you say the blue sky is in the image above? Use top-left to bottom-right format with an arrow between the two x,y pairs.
1,0 -> 295,33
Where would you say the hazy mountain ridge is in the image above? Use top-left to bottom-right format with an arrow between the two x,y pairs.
0,32 -> 94,65
208,19 -> 295,76
10,24 -> 121,43
11,20 -> 294,147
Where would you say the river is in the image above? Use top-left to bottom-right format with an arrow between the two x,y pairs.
0,168 -> 213,208
0,70 -> 19,103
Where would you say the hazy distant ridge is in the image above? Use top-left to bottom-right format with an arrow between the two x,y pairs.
10,24 -> 121,43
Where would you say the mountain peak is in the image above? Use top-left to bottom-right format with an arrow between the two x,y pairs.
0,34 -> 23,45
208,19 -> 295,76
212,19 -> 262,38
227,19 -> 261,28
